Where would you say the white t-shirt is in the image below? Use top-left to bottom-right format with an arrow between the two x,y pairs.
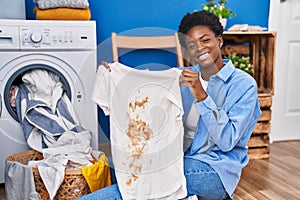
92,62 -> 187,200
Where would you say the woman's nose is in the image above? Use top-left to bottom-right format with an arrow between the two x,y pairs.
196,42 -> 205,51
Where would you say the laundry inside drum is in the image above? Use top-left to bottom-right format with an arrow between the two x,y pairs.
4,65 -> 71,122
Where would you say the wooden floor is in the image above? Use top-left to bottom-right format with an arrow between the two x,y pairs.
1,140 -> 300,200
234,140 -> 300,200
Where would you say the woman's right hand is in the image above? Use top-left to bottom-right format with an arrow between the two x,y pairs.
100,61 -> 111,72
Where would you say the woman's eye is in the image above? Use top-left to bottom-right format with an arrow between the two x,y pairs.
188,44 -> 197,50
202,38 -> 210,43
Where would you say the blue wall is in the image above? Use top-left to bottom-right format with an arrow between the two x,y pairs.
25,0 -> 270,67
26,0 -> 270,42
25,0 -> 270,139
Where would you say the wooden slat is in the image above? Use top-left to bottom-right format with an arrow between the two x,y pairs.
258,36 -> 267,93
258,109 -> 272,121
111,32 -> 184,67
267,34 -> 276,95
223,31 -> 277,36
248,134 -> 269,148
248,147 -> 270,159
258,94 -> 272,108
223,34 -> 250,43
114,35 -> 180,49
250,36 -> 260,94
221,45 -> 249,55
253,122 -> 271,134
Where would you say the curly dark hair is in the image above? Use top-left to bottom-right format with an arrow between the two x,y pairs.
178,10 -> 223,48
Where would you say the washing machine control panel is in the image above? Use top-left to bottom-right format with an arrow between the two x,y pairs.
19,25 -> 95,50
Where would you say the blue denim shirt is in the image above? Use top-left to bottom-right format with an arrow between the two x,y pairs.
181,59 -> 262,198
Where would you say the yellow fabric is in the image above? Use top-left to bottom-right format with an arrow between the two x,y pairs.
34,7 -> 91,20
81,154 -> 112,192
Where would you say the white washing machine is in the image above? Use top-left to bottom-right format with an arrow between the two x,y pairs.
0,19 -> 98,183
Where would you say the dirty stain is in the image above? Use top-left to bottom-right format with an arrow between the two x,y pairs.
125,95 -> 153,186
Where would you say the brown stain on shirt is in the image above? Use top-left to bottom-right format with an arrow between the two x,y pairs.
125,96 -> 153,186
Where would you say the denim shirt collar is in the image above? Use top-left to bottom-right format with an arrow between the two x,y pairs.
210,59 -> 235,83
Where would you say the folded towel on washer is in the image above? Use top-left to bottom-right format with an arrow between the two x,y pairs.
34,7 -> 91,20
15,69 -> 89,152
34,0 -> 89,9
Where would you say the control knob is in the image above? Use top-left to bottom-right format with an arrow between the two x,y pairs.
30,32 -> 43,43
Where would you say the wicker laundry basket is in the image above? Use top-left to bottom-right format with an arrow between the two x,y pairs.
6,150 -> 90,199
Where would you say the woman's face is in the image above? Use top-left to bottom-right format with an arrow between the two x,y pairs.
185,25 -> 223,70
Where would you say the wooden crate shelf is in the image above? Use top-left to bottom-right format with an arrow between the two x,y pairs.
222,32 -> 276,159
248,94 -> 273,159
222,31 -> 276,95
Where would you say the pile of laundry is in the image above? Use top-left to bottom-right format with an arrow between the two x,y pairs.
5,69 -> 111,200
33,0 -> 91,20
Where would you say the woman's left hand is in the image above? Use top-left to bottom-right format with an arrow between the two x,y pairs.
180,68 -> 207,101
100,61 -> 111,72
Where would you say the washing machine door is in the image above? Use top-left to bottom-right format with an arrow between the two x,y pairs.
0,54 -> 75,141
0,53 -> 89,183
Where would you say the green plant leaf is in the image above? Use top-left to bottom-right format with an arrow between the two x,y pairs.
224,53 -> 254,75
201,0 -> 236,18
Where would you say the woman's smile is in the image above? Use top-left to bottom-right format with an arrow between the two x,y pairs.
197,52 -> 210,61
